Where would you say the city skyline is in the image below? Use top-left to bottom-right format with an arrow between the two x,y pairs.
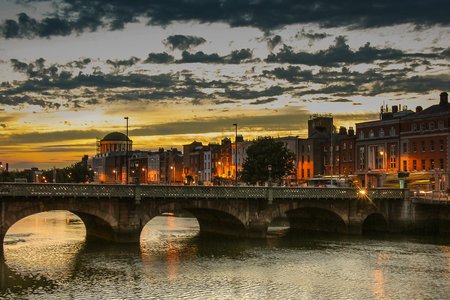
0,0 -> 449,169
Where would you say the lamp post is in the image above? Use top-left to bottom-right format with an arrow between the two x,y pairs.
142,167 -> 146,184
124,116 -> 129,185
233,123 -> 238,186
170,165 -> 175,185
379,149 -> 386,187
134,162 -> 140,185
113,169 -> 117,182
268,164 -> 273,204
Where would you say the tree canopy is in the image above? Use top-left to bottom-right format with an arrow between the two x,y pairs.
241,137 -> 295,185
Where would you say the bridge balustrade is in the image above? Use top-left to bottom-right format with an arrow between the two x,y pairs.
0,183 -> 408,201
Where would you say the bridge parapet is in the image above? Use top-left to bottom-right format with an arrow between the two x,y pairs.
0,183 -> 407,201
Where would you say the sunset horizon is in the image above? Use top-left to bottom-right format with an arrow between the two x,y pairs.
1,0 -> 449,170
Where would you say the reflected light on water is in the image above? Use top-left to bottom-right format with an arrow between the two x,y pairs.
4,211 -> 86,281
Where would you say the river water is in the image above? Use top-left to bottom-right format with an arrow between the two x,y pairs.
2,211 -> 450,299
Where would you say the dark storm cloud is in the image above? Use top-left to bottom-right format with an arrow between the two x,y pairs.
0,94 -> 61,109
164,35 -> 206,51
3,1 -> 449,38
266,36 -> 436,66
296,29 -> 330,41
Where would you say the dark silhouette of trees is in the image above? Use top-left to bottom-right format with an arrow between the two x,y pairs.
241,137 -> 294,185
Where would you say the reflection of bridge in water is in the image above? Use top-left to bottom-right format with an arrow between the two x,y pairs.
1,183 -> 450,253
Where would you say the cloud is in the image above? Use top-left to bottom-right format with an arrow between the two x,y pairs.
267,35 -> 282,51
106,57 -> 140,70
266,36 -> 426,66
222,86 -> 285,100
144,52 -> 175,63
249,97 -> 278,105
0,129 -> 105,144
3,1 -> 449,38
177,48 -> 253,64
164,35 -> 206,50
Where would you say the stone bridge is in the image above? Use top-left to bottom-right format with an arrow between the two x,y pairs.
1,183 -> 449,252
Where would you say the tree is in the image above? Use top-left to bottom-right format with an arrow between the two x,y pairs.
241,137 -> 295,185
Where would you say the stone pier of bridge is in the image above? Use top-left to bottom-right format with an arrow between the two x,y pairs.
2,183 -> 450,255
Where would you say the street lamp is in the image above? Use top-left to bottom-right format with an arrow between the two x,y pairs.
233,123 -> 238,186
268,164 -> 272,187
379,149 -> 386,187
113,169 -> 117,182
170,165 -> 175,185
268,164 -> 273,204
124,116 -> 129,184
135,162 -> 140,185
142,167 -> 146,184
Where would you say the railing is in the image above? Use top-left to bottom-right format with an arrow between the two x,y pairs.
411,190 -> 450,204
0,183 -> 406,201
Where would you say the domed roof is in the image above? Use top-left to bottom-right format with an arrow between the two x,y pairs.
101,132 -> 130,142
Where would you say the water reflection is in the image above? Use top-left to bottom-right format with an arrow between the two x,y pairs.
3,212 -> 450,299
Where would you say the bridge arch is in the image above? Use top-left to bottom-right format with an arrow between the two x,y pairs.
280,207 -> 348,234
362,213 -> 388,234
138,201 -> 249,238
1,201 -> 120,249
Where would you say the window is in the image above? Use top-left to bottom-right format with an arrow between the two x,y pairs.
429,122 -> 435,130
349,143 -> 353,150
390,127 -> 396,136
343,142 -> 346,150
301,169 -> 304,178
430,140 -> 435,152
430,159 -> 435,169
403,160 -> 407,172
359,147 -> 365,170
379,128 -> 385,137
412,123 -> 418,131
421,159 -> 426,170
369,130 -> 374,138
349,152 -> 353,162
307,145 -> 311,152
421,141 -> 426,152
402,142 -> 408,154
440,159 -> 444,170
440,140 -> 444,151
359,130 -> 364,139
420,123 -> 426,131
307,155 -> 310,163
438,120 -> 445,129
412,160 -> 417,171
413,142 -> 417,153
307,169 -> 310,178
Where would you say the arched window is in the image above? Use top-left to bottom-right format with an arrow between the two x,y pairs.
359,130 -> 365,140
379,128 -> 384,137
369,130 -> 374,138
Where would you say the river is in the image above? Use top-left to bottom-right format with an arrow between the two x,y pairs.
2,211 -> 450,299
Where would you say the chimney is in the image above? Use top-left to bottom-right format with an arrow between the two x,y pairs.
416,106 -> 423,112
339,126 -> 347,135
440,92 -> 448,106
348,127 -> 355,136
392,105 -> 398,113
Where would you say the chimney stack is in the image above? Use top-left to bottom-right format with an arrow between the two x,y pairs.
440,92 -> 448,106
416,106 -> 423,112
392,105 -> 398,113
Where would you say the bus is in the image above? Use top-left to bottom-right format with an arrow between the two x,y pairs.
306,176 -> 359,188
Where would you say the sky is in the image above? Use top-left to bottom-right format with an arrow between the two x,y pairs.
0,0 -> 449,169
